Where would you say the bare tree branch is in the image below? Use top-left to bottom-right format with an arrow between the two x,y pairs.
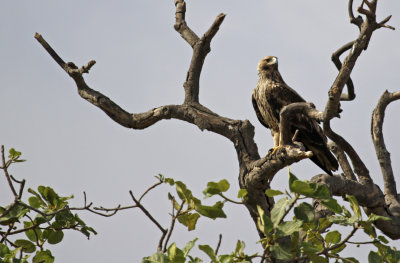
323,0 -> 393,183
348,0 -> 363,29
129,190 -> 167,251
328,141 -> 356,181
371,90 -> 400,197
331,41 -> 356,101
174,0 -> 225,104
311,174 -> 400,239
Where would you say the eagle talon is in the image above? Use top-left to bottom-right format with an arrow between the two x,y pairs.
271,145 -> 284,155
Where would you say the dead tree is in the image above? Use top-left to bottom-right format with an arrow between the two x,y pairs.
35,0 -> 400,249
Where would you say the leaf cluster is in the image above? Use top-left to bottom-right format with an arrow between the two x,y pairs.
256,172 -> 398,263
0,148 -> 96,263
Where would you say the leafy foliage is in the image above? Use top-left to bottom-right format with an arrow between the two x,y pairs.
143,171 -> 399,263
0,148 -> 96,263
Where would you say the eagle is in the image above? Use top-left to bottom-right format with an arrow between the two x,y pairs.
252,56 -> 338,175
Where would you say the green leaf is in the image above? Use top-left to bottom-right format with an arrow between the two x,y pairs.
218,254 -> 233,263
320,198 -> 342,214
199,244 -> 216,261
42,187 -> 59,208
377,235 -> 389,244
0,204 -> 29,225
271,197 -> 293,227
307,254 -> 327,263
182,238 -> 198,257
288,171 -> 299,191
164,178 -> 175,186
270,242 -> 292,260
331,243 -> 346,254
187,257 -> 202,263
28,196 -> 41,209
0,243 -> 10,257
167,243 -> 185,263
203,179 -> 230,197
368,251 -> 382,263
327,215 -> 352,226
317,217 -> 332,232
24,221 -> 42,242
275,220 -> 303,238
8,148 -> 22,159
290,180 -> 316,196
45,229 -> 64,244
177,213 -> 200,231
360,221 -> 376,239
15,239 -> 36,254
168,193 -> 182,211
142,252 -> 170,263
289,171 -> 331,199
301,242 -> 320,253
347,195 -> 361,219
265,189 -> 283,197
175,181 -> 193,202
294,202 -> 315,222
234,240 -> 246,256
257,206 -> 273,235
237,189 -> 248,198
312,185 -> 331,199
344,257 -> 359,263
196,201 -> 226,219
325,230 -> 341,244
367,214 -> 391,222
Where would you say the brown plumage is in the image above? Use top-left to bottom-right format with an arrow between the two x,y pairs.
252,56 -> 338,175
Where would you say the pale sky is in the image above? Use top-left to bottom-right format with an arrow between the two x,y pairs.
1,1 -> 400,262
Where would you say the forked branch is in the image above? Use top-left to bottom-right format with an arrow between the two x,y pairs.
323,0 -> 394,182
174,0 -> 225,104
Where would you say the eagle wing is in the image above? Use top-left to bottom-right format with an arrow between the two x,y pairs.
254,81 -> 338,175
252,94 -> 269,129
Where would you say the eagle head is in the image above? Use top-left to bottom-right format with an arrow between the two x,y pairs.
257,56 -> 278,74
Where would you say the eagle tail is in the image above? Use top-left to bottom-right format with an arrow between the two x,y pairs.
307,144 -> 338,176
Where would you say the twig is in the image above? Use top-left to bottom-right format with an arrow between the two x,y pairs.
1,145 -> 18,197
214,234 -> 222,255
138,181 -> 163,202
163,200 -> 185,252
34,33 -> 66,69
129,190 -> 167,251
218,193 -> 244,205
347,240 -> 376,245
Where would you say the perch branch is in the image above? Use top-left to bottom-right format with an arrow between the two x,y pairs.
371,90 -> 400,197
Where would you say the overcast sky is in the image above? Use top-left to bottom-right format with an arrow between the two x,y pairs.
1,1 -> 400,262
